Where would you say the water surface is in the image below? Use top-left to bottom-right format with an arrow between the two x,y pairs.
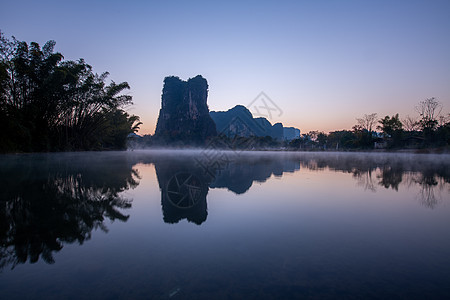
1,150 -> 449,299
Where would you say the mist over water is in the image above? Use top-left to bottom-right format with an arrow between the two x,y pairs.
1,150 -> 449,299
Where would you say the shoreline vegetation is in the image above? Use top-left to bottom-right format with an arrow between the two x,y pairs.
127,146 -> 450,155
1,32 -> 449,154
0,32 -> 141,153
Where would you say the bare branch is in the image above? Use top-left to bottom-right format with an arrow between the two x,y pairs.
356,113 -> 378,132
402,115 -> 420,131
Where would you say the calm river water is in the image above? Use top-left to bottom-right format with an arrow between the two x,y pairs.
1,150 -> 449,299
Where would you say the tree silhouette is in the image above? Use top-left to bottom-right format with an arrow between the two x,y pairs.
0,31 -> 141,152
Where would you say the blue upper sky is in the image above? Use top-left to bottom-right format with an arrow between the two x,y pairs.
2,0 -> 449,134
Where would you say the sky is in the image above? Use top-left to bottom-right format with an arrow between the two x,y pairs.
1,0 -> 449,134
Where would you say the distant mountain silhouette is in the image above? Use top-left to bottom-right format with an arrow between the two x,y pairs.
210,105 -> 265,136
210,105 -> 298,140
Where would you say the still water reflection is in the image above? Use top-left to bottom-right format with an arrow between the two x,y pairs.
0,153 -> 139,269
1,151 -> 449,299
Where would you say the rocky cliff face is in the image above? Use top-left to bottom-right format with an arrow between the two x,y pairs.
155,75 -> 217,143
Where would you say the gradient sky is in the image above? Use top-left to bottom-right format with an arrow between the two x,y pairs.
2,0 -> 449,134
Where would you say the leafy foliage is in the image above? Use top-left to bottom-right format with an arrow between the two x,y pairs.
0,31 -> 141,152
377,114 -> 403,147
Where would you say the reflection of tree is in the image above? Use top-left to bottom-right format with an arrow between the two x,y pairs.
314,153 -> 449,209
377,165 -> 404,191
353,169 -> 377,192
0,154 -> 139,270
418,182 -> 439,209
409,172 -> 441,209
293,153 -> 449,207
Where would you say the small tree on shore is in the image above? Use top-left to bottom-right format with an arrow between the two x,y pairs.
357,113 -> 378,133
377,114 -> 403,147
416,97 -> 442,133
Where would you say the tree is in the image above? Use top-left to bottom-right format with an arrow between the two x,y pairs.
377,114 -> 403,147
438,114 -> 449,126
378,114 -> 402,137
288,138 -> 302,149
327,130 -> 357,149
402,115 -> 420,132
317,132 -> 327,149
357,113 -> 378,133
436,120 -> 450,146
353,113 -> 378,149
0,31 -> 141,152
416,97 -> 442,133
307,130 -> 319,141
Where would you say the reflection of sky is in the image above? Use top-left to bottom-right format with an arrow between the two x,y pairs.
1,1 -> 450,134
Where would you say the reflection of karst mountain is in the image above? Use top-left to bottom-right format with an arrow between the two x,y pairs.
210,158 -> 300,194
0,153 -> 139,270
154,158 -> 210,225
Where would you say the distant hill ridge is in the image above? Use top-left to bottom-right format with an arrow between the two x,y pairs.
210,105 -> 300,141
